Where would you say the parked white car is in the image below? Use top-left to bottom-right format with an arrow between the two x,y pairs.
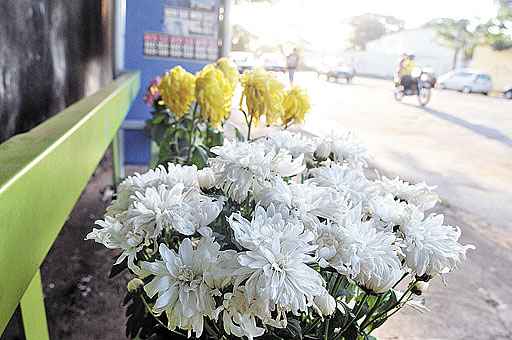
504,85 -> 512,99
229,52 -> 260,73
437,69 -> 493,95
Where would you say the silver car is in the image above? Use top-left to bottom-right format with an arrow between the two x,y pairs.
504,85 -> 512,99
437,69 -> 493,95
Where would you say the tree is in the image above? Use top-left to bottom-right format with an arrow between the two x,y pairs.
349,13 -> 405,50
431,1 -> 512,69
480,0 -> 512,50
429,18 -> 476,69
231,24 -> 258,51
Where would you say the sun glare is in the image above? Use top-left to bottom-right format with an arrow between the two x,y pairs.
232,0 -> 498,52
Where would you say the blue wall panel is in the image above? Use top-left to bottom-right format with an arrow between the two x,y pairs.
124,0 -> 220,164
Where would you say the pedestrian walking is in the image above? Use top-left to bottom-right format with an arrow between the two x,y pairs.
286,48 -> 300,85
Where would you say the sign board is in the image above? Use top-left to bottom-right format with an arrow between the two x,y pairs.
143,3 -> 219,61
123,0 -> 224,164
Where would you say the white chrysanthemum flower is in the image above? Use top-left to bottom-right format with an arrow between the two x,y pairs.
230,206 -> 327,317
141,238 -> 223,338
106,167 -> 166,217
401,211 -> 475,276
209,141 -> 305,203
376,176 -> 439,211
314,141 -> 331,161
262,130 -> 318,160
106,164 -> 201,218
128,183 -> 223,238
255,179 -> 350,227
221,287 -> 267,340
236,238 -> 327,316
228,204 -> 312,250
315,132 -> 368,168
197,167 -> 216,190
313,293 -> 337,317
209,249 -> 240,289
308,163 -> 371,205
86,216 -> 143,272
368,194 -> 408,230
315,206 -> 402,293
271,150 -> 305,177
163,163 -> 201,189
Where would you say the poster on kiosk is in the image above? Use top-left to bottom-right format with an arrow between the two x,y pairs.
123,0 -> 225,164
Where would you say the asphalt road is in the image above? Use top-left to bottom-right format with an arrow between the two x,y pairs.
297,73 -> 512,231
292,73 -> 512,340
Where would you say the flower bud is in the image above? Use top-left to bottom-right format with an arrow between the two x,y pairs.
198,168 -> 216,190
314,293 -> 336,316
127,278 -> 144,293
314,142 -> 331,161
412,281 -> 429,295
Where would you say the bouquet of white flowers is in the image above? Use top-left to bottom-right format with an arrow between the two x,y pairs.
87,130 -> 473,340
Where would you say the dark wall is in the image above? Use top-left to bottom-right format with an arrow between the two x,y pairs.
0,0 -> 114,143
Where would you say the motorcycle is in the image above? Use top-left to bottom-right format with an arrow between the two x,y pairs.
394,68 -> 433,106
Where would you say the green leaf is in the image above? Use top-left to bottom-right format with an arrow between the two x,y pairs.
207,128 -> 224,148
376,290 -> 397,314
331,303 -> 351,330
191,145 -> 208,168
150,124 -> 168,144
151,113 -> 166,125
109,258 -> 127,278
342,323 -> 359,340
368,315 -> 387,331
285,318 -> 303,340
234,126 -> 246,142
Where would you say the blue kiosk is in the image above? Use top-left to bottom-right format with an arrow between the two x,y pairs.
122,0 -> 230,165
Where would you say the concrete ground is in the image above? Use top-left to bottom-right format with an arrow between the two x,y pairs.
294,73 -> 512,339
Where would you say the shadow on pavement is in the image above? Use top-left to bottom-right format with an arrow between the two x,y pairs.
403,103 -> 512,148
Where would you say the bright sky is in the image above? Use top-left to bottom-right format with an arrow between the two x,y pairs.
232,0 -> 499,52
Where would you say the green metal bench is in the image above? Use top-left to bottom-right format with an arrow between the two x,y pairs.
0,71 -> 140,339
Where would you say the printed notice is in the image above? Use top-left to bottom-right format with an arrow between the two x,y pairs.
143,1 -> 219,61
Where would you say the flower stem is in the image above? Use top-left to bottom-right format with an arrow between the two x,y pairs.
140,294 -> 187,338
304,317 -> 322,335
247,113 -> 253,140
337,291 -> 368,338
367,292 -> 413,333
360,293 -> 385,331
329,274 -> 344,296
392,272 -> 409,289
365,280 -> 417,331
186,102 -> 199,164
204,321 -> 219,339
323,317 -> 330,340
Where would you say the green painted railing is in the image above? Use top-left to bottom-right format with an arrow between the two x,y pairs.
0,71 -> 140,339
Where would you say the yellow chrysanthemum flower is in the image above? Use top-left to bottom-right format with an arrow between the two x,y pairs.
216,57 -> 239,94
195,64 -> 231,128
216,58 -> 239,117
158,66 -> 196,118
282,86 -> 311,126
240,68 -> 285,126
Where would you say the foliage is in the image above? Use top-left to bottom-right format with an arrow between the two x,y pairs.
349,13 -> 405,50
431,2 -> 512,68
232,24 -> 258,51
429,18 -> 476,69
479,0 -> 512,51
143,60 -> 236,168
144,63 -> 310,168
